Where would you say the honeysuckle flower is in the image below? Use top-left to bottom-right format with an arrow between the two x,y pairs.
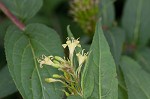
37,55 -> 61,68
37,55 -> 54,68
62,37 -> 81,60
76,49 -> 88,66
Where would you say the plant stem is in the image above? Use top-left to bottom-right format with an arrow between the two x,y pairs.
0,1 -> 25,31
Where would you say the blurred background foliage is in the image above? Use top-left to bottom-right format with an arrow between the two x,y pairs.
1,0 -> 150,98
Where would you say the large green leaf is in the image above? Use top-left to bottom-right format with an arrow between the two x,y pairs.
120,56 -> 150,99
81,20 -> 118,99
122,0 -> 150,45
104,27 -> 125,65
135,48 -> 150,73
81,54 -> 94,99
1,0 -> 43,20
100,0 -> 115,27
0,66 -> 17,98
104,27 -> 127,99
5,24 -> 64,99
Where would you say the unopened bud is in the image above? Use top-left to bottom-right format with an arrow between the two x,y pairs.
45,78 -> 60,83
53,60 -> 60,64
52,64 -> 61,68
54,56 -> 65,62
53,74 -> 62,78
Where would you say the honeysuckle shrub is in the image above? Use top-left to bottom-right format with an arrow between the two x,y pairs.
0,0 -> 150,99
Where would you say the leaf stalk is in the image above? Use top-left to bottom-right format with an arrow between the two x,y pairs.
0,1 -> 25,31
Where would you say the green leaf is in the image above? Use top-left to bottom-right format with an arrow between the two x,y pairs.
81,54 -> 94,98
1,0 -> 43,20
0,66 -> 17,98
120,56 -> 150,99
135,48 -> 150,73
81,20 -> 118,99
122,0 -> 150,45
5,24 -> 64,99
100,0 -> 115,27
104,27 -> 125,65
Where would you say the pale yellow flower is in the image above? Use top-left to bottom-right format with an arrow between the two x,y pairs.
62,37 -> 81,59
37,55 -> 54,68
76,49 -> 88,66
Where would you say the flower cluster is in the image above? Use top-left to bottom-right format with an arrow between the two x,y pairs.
37,37 -> 88,96
69,0 -> 99,36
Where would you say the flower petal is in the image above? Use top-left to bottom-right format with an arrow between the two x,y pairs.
62,44 -> 67,48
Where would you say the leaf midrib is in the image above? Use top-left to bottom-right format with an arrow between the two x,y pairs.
99,33 -> 102,99
29,39 -> 46,99
96,25 -> 102,99
30,38 -> 62,97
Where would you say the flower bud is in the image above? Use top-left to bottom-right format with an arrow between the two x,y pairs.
53,74 -> 62,78
45,78 -> 60,83
54,56 -> 65,63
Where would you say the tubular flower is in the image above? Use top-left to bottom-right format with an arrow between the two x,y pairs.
76,49 -> 88,66
62,37 -> 81,59
37,55 -> 61,68
37,55 -> 54,68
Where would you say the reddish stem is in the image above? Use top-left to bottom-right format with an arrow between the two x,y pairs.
0,1 -> 25,31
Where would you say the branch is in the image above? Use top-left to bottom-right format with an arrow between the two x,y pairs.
0,1 -> 25,31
